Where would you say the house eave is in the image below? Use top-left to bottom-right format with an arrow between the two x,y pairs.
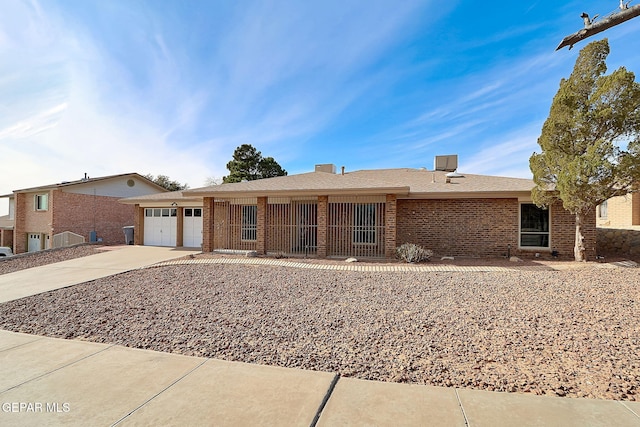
119,197 -> 202,205
183,187 -> 411,199
401,191 -> 533,199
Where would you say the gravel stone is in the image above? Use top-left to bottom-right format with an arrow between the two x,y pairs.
0,262 -> 638,401
0,245 -> 101,275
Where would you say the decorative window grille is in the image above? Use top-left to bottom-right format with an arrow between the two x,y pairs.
328,196 -> 385,258
241,205 -> 257,241
353,203 -> 377,244
266,199 -> 317,255
214,198 -> 258,251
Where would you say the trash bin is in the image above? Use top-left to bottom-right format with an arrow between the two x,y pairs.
123,226 -> 135,245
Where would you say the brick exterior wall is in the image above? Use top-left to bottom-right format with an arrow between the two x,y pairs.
13,193 -> 26,254
385,194 -> 397,258
51,190 -> 135,246
176,207 -> 184,247
14,191 -> 54,254
196,195 -> 596,261
0,229 -> 12,248
597,193 -> 640,227
551,203 -> 596,260
397,198 -> 518,258
134,205 -> 144,245
257,197 -> 267,254
396,198 -> 596,260
202,197 -> 215,252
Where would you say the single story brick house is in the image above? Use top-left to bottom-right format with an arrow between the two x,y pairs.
121,161 -> 596,260
1,173 -> 167,254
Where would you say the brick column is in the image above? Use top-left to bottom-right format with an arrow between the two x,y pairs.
134,205 -> 144,245
385,194 -> 397,259
317,196 -> 328,258
257,197 -> 267,255
176,207 -> 184,247
202,197 -> 215,252
14,193 -> 26,254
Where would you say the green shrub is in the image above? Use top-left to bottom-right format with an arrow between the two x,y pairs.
396,243 -> 433,263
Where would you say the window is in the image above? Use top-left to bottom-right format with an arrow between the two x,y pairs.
35,194 -> 48,211
241,205 -> 257,241
185,208 -> 201,217
520,203 -> 550,248
146,208 -> 175,217
598,201 -> 608,218
353,203 -> 377,244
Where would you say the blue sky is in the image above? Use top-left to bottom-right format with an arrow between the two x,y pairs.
2,0 -> 640,213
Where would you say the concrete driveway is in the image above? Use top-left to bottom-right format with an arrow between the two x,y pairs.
0,246 -> 200,303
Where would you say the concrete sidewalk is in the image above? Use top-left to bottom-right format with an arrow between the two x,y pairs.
0,331 -> 638,426
0,246 -> 200,303
1,249 -> 639,425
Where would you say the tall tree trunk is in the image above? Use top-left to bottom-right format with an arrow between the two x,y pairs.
574,211 -> 586,262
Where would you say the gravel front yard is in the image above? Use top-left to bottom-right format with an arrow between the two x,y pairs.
0,245 -> 101,275
0,263 -> 638,401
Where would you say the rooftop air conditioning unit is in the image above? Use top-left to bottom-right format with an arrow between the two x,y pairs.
315,164 -> 336,174
434,155 -> 458,172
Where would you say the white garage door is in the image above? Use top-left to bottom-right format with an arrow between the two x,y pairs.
28,233 -> 42,252
144,208 -> 177,247
183,208 -> 203,248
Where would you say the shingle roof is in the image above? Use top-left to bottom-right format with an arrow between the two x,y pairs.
182,171 -> 410,198
119,190 -> 202,204
122,167 -> 534,204
350,168 -> 534,195
12,173 -> 167,193
181,168 -> 534,198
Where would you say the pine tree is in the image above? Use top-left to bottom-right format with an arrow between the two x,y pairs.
530,39 -> 640,261
223,144 -> 287,183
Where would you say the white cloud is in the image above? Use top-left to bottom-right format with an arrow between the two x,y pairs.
0,102 -> 68,139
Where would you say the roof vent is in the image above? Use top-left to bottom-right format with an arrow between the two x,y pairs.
315,164 -> 336,174
434,155 -> 458,172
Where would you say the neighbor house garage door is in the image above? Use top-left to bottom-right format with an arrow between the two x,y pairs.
28,233 -> 42,252
144,208 -> 177,247
183,208 -> 203,248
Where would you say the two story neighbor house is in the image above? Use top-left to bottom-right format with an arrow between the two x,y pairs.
596,193 -> 640,227
121,160 -> 596,260
2,173 -> 166,254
